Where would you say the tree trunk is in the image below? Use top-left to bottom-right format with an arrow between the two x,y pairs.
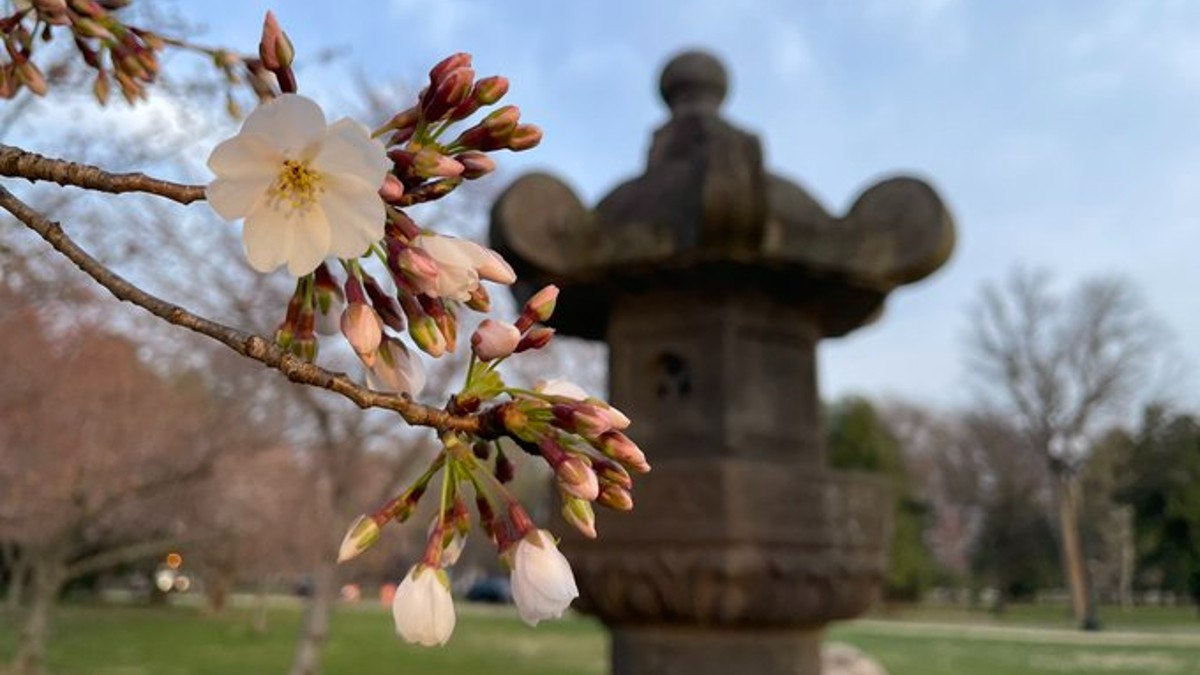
204,567 -> 235,615
5,555 -> 29,611
1056,475 -> 1094,628
251,576 -> 272,635
286,560 -> 338,675
11,559 -> 64,675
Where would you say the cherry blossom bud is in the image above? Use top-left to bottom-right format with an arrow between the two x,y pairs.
366,338 -> 426,396
337,515 -> 381,563
561,494 -> 596,539
596,431 -> 650,473
508,124 -> 543,151
383,106 -> 419,133
455,151 -> 495,180
393,564 -> 456,646
553,403 -> 613,438
380,174 -> 405,204
477,249 -> 516,285
388,242 -> 441,296
471,319 -> 521,361
413,148 -> 465,179
466,285 -> 490,313
593,458 -> 633,490
508,529 -> 579,626
258,11 -> 294,70
360,275 -> 406,332
429,52 -> 472,86
93,71 -> 110,105
515,326 -> 554,353
597,483 -> 634,511
555,454 -> 599,502
341,303 -> 384,366
422,67 -> 474,122
522,285 -> 559,324
409,315 -> 447,358
472,75 -> 508,105
16,62 -> 47,96
451,105 -> 520,151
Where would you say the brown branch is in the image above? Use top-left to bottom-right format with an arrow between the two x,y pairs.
0,145 -> 206,205
0,183 -> 502,437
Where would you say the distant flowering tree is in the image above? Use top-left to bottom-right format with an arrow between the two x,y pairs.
0,2 -> 649,649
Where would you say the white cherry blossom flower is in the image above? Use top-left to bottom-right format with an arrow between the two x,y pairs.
392,564 -> 456,646
509,529 -> 578,626
410,233 -> 516,301
207,94 -> 390,276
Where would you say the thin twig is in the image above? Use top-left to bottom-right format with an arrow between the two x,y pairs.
0,183 -> 501,437
0,145 -> 206,205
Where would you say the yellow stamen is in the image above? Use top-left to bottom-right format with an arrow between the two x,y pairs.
268,159 -> 324,214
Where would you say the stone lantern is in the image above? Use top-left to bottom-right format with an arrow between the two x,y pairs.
490,50 -> 954,675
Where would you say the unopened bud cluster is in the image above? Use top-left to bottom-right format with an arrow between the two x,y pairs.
375,52 -> 542,208
339,287 -> 650,645
0,0 -> 166,102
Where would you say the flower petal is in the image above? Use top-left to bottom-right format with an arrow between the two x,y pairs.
242,94 -> 327,156
242,208 -> 294,273
207,175 -> 273,220
316,118 -> 391,185
284,207 -> 333,276
207,133 -> 280,179
319,174 -> 385,259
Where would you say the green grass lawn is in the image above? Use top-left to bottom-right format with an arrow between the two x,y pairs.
1,601 -> 1198,675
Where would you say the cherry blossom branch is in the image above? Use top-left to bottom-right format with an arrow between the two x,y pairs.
0,181 -> 501,438
0,145 -> 205,205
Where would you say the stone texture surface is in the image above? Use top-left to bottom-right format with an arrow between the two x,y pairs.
490,49 -> 954,675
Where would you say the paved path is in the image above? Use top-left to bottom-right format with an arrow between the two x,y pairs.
850,619 -> 1200,647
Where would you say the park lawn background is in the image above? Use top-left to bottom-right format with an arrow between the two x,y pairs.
2,601 -> 1199,675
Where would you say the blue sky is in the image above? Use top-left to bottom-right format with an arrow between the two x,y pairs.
182,1 -> 1200,408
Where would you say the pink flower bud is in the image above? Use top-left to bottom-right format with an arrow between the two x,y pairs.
455,151 -> 495,180
471,319 -> 521,361
596,431 -> 650,473
556,455 -> 599,501
593,458 -> 633,490
379,174 -> 406,204
477,249 -> 516,284
466,285 -> 491,312
561,494 -> 597,539
553,403 -> 613,438
515,326 -> 554,353
597,484 -> 634,511
409,315 -> 447,358
508,124 -> 543,151
422,67 -> 474,122
429,52 -> 472,86
258,11 -> 294,70
413,148 -> 465,179
389,242 -> 441,296
341,303 -> 384,366
472,75 -> 509,105
522,285 -> 559,323
366,338 -> 426,396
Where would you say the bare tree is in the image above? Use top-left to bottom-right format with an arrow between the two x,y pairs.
966,267 -> 1164,628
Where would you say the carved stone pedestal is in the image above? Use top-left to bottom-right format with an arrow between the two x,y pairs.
612,627 -> 822,675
